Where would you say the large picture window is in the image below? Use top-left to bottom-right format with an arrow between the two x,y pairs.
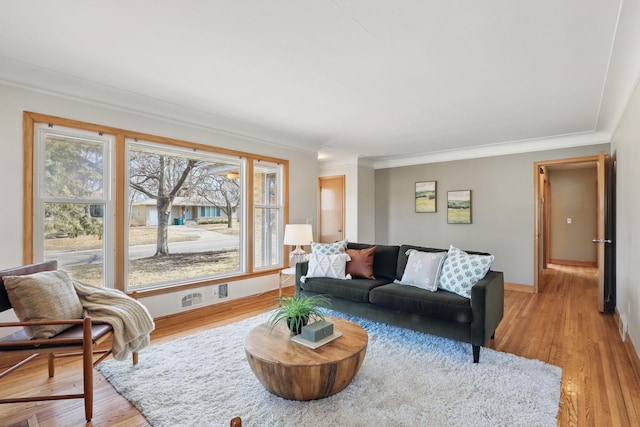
26,113 -> 287,293
127,140 -> 244,289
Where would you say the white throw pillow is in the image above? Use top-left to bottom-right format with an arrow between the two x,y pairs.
311,240 -> 348,255
304,253 -> 351,280
438,245 -> 494,298
396,250 -> 447,292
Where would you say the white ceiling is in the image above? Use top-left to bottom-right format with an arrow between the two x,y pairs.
1,1 -> 639,168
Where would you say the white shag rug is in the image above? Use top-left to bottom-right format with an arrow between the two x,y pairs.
98,310 -> 562,427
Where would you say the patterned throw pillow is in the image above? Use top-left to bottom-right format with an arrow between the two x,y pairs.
4,270 -> 84,339
311,240 -> 348,255
438,245 -> 494,298
396,249 -> 447,291
304,253 -> 351,280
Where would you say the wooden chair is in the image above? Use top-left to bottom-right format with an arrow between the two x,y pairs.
0,260 -> 137,422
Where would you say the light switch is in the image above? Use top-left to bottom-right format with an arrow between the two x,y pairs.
567,218 -> 572,224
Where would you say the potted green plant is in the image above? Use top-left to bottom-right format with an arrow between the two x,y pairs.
268,294 -> 330,335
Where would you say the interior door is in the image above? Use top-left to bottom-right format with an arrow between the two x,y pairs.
318,175 -> 345,243
594,151 -> 615,313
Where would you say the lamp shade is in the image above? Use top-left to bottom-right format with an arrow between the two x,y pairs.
283,224 -> 313,246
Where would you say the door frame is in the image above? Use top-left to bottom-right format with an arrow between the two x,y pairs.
533,154 -> 602,294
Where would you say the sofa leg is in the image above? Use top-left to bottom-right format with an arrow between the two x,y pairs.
472,345 -> 480,363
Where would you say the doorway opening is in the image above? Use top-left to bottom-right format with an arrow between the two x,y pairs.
533,152 -> 614,313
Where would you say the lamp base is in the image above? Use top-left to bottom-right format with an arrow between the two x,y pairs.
289,247 -> 309,266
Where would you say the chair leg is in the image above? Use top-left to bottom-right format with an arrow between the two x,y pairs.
133,351 -> 138,365
82,318 -> 94,422
48,353 -> 55,377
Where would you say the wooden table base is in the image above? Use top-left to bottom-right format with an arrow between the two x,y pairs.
244,317 -> 368,401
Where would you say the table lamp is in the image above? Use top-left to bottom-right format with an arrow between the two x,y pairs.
283,224 -> 313,266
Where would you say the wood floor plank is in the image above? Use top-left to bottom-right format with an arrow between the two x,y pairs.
1,265 -> 639,426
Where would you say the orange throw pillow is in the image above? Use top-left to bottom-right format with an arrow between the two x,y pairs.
346,246 -> 376,279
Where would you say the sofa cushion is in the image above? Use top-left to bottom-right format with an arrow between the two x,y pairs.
348,243 -> 399,281
369,283 -> 473,323
396,245 -> 448,280
4,270 -> 84,339
311,240 -> 348,255
301,277 -> 391,303
396,249 -> 447,291
305,253 -> 351,280
346,246 -> 376,279
438,245 -> 494,298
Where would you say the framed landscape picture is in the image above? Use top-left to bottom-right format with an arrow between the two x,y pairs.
447,190 -> 471,224
415,181 -> 436,213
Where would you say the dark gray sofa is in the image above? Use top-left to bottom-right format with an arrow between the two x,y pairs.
295,242 -> 504,363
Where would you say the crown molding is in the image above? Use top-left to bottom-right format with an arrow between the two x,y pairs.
0,56 -> 320,156
371,131 -> 611,169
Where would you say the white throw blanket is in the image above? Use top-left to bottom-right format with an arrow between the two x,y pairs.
73,281 -> 155,360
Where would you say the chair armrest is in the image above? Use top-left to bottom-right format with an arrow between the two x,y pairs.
0,319 -> 86,328
295,261 -> 309,295
470,271 -> 504,345
0,317 -> 92,348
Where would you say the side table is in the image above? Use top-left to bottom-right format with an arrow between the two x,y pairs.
279,267 -> 296,297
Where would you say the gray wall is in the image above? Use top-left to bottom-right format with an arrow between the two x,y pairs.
357,162 -> 376,243
548,167 -> 597,263
611,75 -> 640,356
375,144 -> 609,286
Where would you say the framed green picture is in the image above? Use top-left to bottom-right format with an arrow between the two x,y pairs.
415,181 -> 436,213
447,190 -> 471,224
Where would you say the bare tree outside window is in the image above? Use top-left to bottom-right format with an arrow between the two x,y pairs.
127,143 -> 243,288
129,151 -> 199,256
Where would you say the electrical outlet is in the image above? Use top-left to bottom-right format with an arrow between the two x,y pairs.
211,287 -> 218,297
219,283 -> 228,298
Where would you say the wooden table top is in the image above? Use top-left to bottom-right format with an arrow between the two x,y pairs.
244,316 -> 368,367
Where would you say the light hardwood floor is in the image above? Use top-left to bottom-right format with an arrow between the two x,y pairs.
1,265 -> 639,426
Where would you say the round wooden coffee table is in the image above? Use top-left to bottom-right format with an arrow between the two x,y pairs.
244,316 -> 368,401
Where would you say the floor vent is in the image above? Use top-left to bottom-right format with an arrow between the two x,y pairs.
619,314 -> 628,342
181,292 -> 203,309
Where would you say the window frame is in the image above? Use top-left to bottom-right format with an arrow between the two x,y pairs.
33,124 -> 115,288
253,160 -> 285,270
23,112 -> 289,296
125,138 -> 248,291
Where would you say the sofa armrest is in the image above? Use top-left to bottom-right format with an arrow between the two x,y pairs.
470,270 -> 504,345
295,261 -> 309,295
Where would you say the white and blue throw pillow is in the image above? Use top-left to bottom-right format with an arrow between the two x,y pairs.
437,245 -> 494,298
311,240 -> 348,255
